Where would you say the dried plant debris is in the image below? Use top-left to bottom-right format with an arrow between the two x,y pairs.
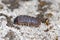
55,36 -> 58,40
39,1 -> 48,7
2,0 -> 20,11
40,1 -> 52,7
38,0 -> 52,12
3,30 -> 16,40
44,26 -> 53,32
45,19 -> 50,25
45,13 -> 53,18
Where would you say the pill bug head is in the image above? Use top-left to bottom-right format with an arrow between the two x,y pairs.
14,16 -> 18,24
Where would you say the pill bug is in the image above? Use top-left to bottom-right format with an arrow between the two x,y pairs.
0,13 -> 41,29
14,15 -> 41,27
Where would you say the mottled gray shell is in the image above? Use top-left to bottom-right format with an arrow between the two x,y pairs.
14,15 -> 41,27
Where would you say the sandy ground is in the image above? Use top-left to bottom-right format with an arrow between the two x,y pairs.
0,0 -> 60,40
